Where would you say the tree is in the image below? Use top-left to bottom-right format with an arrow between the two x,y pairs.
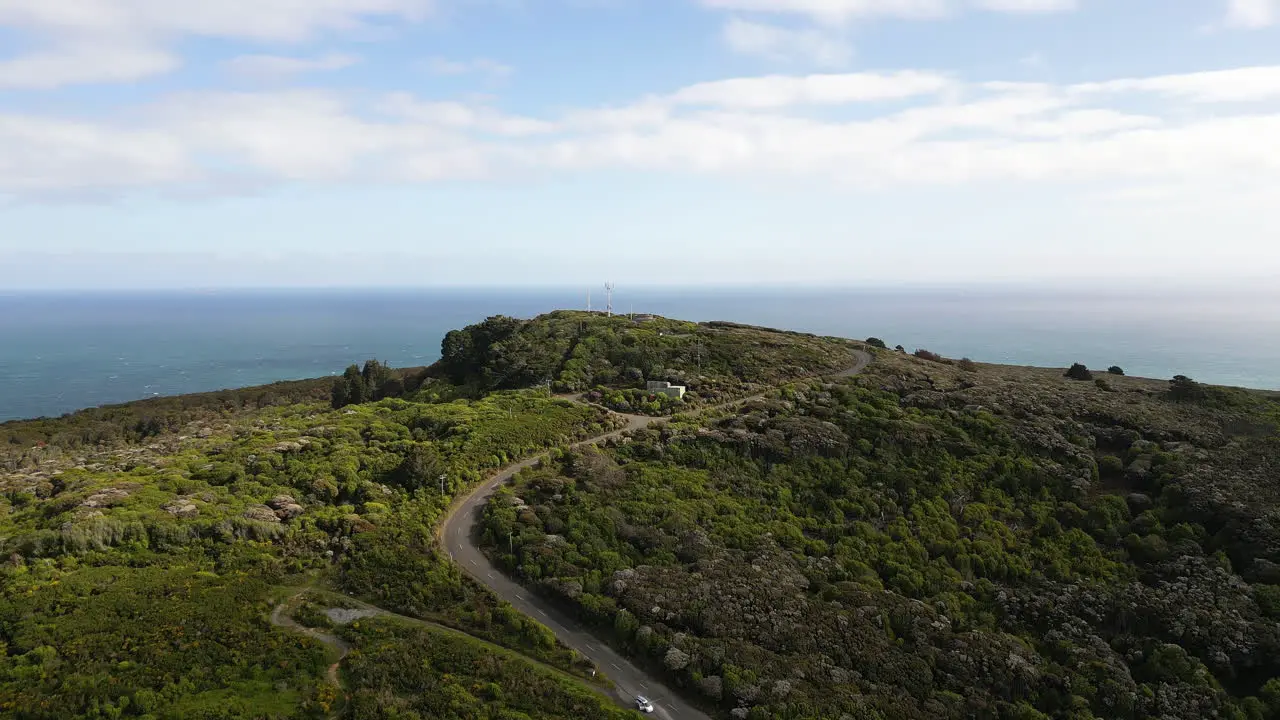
330,365 -> 368,409
865,337 -> 888,349
1169,374 -> 1206,402
343,364 -> 369,404
362,359 -> 393,399
1064,363 -> 1093,381
330,378 -> 351,409
395,444 -> 444,492
1107,366 -> 1125,376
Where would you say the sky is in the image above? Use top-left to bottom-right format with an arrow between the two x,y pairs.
1,0 -> 1279,289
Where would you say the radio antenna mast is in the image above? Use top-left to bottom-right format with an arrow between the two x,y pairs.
604,283 -> 614,317
587,289 -> 592,312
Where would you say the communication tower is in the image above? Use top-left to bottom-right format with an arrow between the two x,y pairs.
604,283 -> 614,317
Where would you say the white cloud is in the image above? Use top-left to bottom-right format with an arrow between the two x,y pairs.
722,17 -> 853,67
0,0 -> 436,43
700,0 -> 948,23
697,0 -> 1074,24
223,54 -> 361,78
1224,0 -> 1279,27
0,113 -> 193,194
0,43 -> 177,88
423,57 -> 513,77
0,0 -> 433,87
668,71 -> 953,107
1071,66 -> 1280,103
4,65 -> 1280,200
379,94 -> 556,136
973,0 -> 1074,12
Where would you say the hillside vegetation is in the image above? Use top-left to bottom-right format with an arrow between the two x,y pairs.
5,311 -> 1278,720
481,348 -> 1280,719
438,311 -> 859,412
0,381 -> 625,717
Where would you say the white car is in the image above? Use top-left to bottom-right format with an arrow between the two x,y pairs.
635,696 -> 655,713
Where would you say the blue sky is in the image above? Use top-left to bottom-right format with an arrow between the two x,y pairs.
2,0 -> 1279,288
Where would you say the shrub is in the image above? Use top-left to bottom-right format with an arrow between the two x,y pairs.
1065,363 -> 1093,381
865,337 -> 887,349
895,345 -> 906,353
1098,455 -> 1125,476
1108,366 -> 1125,376
1169,375 -> 1207,403
1095,378 -> 1113,392
913,349 -> 945,363
957,358 -> 978,372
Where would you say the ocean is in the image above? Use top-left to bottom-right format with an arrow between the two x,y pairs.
2,287 -> 1278,422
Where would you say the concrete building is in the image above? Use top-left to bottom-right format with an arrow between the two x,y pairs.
645,380 -> 687,400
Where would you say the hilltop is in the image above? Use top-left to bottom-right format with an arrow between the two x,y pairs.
1,312 -> 1279,719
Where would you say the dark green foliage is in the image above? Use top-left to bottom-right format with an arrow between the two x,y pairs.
340,618 -> 635,720
958,357 -> 978,372
1109,366 -> 1126,376
331,360 -> 401,409
1,378 -> 334,457
1065,363 -> 1093,381
336,503 -> 582,670
865,337 -> 888,349
0,564 -> 329,719
435,311 -> 856,397
291,599 -> 335,630
913,349 -> 945,362
586,387 -> 684,416
481,352 -> 1280,719
0,371 -> 620,715
1169,374 -> 1207,403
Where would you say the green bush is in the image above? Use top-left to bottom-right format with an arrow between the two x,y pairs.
1065,363 -> 1094,381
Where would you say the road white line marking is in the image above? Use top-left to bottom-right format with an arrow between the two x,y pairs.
515,594 -> 525,601
487,572 -> 495,579
611,663 -> 621,671
468,559 -> 477,566
639,683 -> 647,690
537,609 -> 547,616
586,643 -> 597,652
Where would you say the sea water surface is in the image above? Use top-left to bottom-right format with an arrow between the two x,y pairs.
1,287 -> 1278,422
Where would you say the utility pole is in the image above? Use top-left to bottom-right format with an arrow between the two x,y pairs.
439,474 -> 446,495
508,531 -> 514,554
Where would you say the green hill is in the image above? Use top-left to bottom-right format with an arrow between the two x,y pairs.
2,313 -> 1278,719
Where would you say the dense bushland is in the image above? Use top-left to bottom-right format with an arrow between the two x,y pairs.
0,370 -> 619,717
437,311 -> 858,408
339,618 -> 635,720
482,353 -> 1280,719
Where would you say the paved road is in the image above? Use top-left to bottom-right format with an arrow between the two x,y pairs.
441,351 -> 872,719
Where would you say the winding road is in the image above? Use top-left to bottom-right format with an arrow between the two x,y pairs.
440,350 -> 872,719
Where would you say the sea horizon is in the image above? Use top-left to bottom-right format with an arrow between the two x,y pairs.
3,285 -> 1278,422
